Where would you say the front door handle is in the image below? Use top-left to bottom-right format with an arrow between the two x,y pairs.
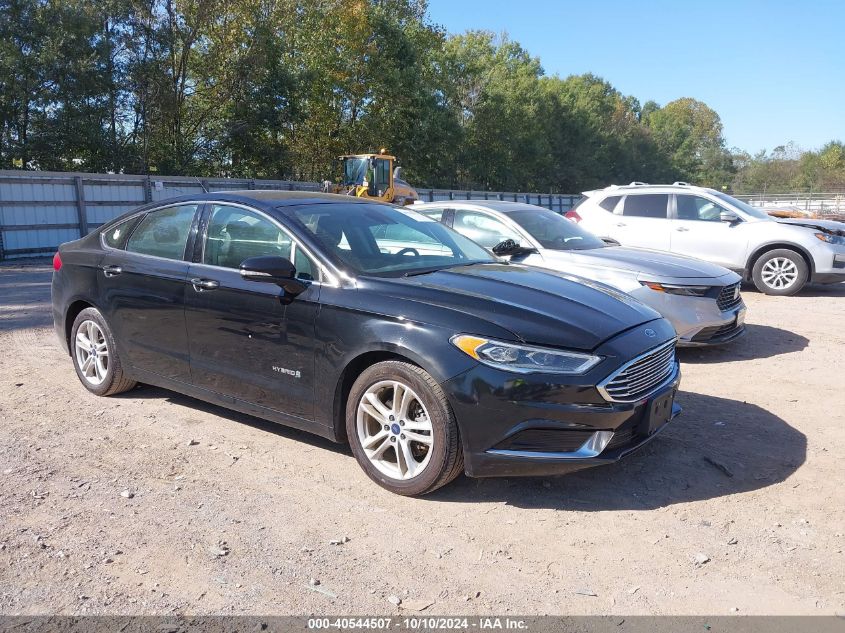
190,277 -> 220,291
615,222 -> 627,227
102,265 -> 122,277
675,227 -> 690,232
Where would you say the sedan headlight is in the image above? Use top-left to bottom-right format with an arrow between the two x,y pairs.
814,232 -> 845,246
451,335 -> 601,375
640,281 -> 710,296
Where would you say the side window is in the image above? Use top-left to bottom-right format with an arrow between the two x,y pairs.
453,210 -> 521,248
621,194 -> 669,219
102,215 -> 142,249
599,195 -> 621,212
416,207 -> 446,222
369,221 -> 449,254
126,205 -> 198,260
204,205 -> 291,269
676,195 -> 726,222
383,223 -> 438,243
293,245 -> 319,282
374,159 -> 391,192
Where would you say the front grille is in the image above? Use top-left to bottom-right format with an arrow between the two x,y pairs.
691,321 -> 744,343
493,428 -> 594,453
717,282 -> 742,312
598,340 -> 677,403
605,424 -> 638,451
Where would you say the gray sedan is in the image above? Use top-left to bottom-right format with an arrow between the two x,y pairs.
412,200 -> 746,346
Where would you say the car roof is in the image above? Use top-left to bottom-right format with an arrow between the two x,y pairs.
415,200 -> 547,214
213,190 -> 372,207
583,183 -> 721,197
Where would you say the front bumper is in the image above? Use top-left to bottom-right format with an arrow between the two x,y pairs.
812,252 -> 845,283
810,245 -> 845,282
444,350 -> 682,478
630,286 -> 746,347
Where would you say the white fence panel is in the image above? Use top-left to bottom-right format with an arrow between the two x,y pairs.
0,170 -> 580,259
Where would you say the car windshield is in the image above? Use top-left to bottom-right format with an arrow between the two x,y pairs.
711,191 -> 772,220
506,208 -> 607,250
288,203 -> 495,277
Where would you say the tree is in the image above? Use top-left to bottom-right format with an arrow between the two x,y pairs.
644,97 -> 735,187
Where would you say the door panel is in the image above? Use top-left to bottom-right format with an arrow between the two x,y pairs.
184,264 -> 319,419
610,194 -> 671,251
670,195 -> 748,268
99,204 -> 199,381
184,204 -> 319,420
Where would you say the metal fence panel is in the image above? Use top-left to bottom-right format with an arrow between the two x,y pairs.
0,169 -> 582,260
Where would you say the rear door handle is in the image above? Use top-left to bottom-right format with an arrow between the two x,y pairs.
675,227 -> 690,232
102,265 -> 122,277
190,277 -> 220,291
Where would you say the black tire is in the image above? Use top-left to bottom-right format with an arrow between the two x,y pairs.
751,249 -> 808,296
70,307 -> 137,396
346,361 -> 463,496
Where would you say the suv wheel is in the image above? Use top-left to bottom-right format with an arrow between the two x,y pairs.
71,307 -> 137,396
751,249 -> 808,296
346,361 -> 463,496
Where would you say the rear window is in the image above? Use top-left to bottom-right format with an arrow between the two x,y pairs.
621,194 -> 669,219
102,215 -> 141,249
125,205 -> 198,260
598,195 -> 621,212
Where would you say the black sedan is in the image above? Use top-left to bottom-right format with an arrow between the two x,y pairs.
51,191 -> 681,495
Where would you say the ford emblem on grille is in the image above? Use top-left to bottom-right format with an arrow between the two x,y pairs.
644,328 -> 656,338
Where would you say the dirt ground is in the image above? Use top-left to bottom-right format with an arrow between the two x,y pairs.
1,260 -> 843,616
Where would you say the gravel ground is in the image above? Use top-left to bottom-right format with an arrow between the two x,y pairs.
1,260 -> 843,616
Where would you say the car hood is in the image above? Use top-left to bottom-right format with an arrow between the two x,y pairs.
556,246 -> 734,279
365,263 -> 663,351
776,218 -> 845,236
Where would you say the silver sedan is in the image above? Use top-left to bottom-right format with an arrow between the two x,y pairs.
412,200 -> 746,346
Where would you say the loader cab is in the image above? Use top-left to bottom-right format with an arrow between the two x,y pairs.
334,151 -> 418,205
340,154 -> 392,197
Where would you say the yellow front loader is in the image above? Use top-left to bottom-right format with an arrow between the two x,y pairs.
323,150 -> 419,205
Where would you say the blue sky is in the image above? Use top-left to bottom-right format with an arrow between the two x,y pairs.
426,0 -> 844,154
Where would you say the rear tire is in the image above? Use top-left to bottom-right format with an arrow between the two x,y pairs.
751,249 -> 808,296
346,361 -> 463,496
70,307 -> 137,396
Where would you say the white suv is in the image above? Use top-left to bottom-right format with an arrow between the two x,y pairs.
569,183 -> 845,295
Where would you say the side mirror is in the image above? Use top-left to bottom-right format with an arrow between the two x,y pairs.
720,210 -> 740,223
492,239 -> 538,258
239,255 -> 307,296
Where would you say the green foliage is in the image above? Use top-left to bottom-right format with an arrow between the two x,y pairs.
0,0 -> 839,194
643,97 -> 735,188
731,141 -> 845,194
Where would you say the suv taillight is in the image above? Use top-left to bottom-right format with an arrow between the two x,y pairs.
564,210 -> 582,223
52,252 -> 62,271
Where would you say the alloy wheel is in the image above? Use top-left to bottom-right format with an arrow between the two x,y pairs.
356,380 -> 434,480
75,320 -> 109,386
761,257 -> 798,290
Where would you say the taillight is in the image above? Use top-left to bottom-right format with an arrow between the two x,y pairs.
52,252 -> 62,271
564,210 -> 582,223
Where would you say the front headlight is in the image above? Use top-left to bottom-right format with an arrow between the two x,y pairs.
451,334 -> 601,375
640,281 -> 710,296
814,232 -> 845,246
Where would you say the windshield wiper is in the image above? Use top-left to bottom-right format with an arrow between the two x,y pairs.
403,260 -> 498,277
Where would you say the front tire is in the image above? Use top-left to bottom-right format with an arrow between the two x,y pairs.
751,249 -> 808,296
346,361 -> 463,496
71,307 -> 137,396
